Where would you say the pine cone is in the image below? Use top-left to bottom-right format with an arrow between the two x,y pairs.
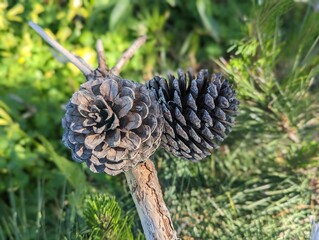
146,69 -> 239,161
62,74 -> 163,176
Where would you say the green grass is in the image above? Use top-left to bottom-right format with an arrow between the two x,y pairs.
0,0 -> 319,239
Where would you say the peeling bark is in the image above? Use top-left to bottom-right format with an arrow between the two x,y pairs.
125,159 -> 177,240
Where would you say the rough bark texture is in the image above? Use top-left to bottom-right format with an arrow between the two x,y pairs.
125,160 -> 177,240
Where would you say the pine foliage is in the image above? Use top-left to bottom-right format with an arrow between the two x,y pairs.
83,194 -> 137,240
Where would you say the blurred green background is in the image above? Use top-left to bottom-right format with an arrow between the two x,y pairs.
0,0 -> 319,239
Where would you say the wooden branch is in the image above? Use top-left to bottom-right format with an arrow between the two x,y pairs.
28,21 -> 93,76
96,39 -> 108,76
125,160 -> 177,240
111,35 -> 147,75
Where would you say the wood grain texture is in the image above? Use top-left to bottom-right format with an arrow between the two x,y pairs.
125,160 -> 177,240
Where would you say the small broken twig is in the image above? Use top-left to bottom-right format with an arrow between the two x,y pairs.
111,35 -> 147,75
28,21 -> 93,76
96,39 -> 108,76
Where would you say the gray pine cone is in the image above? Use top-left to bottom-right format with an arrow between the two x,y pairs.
146,69 -> 239,161
62,75 -> 163,175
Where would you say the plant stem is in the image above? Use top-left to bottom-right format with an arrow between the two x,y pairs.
96,39 -> 108,76
125,160 -> 177,240
28,21 -> 93,76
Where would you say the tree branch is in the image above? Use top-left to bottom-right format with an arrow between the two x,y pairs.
112,35 -> 147,75
29,21 -> 93,76
125,160 -> 177,240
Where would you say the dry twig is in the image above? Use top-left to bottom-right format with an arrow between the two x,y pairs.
28,21 -> 93,75
96,39 -> 108,76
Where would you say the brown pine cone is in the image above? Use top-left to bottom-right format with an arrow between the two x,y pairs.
62,74 -> 163,175
146,69 -> 239,161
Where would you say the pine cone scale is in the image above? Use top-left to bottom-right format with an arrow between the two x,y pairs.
113,96 -> 133,118
186,93 -> 197,111
120,112 -> 142,131
162,104 -> 173,122
204,94 -> 215,107
99,79 -> 119,101
174,108 -> 186,126
84,133 -> 105,149
188,110 -> 201,129
175,123 -> 188,140
105,129 -> 121,147
71,90 -> 93,105
164,121 -> 175,138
